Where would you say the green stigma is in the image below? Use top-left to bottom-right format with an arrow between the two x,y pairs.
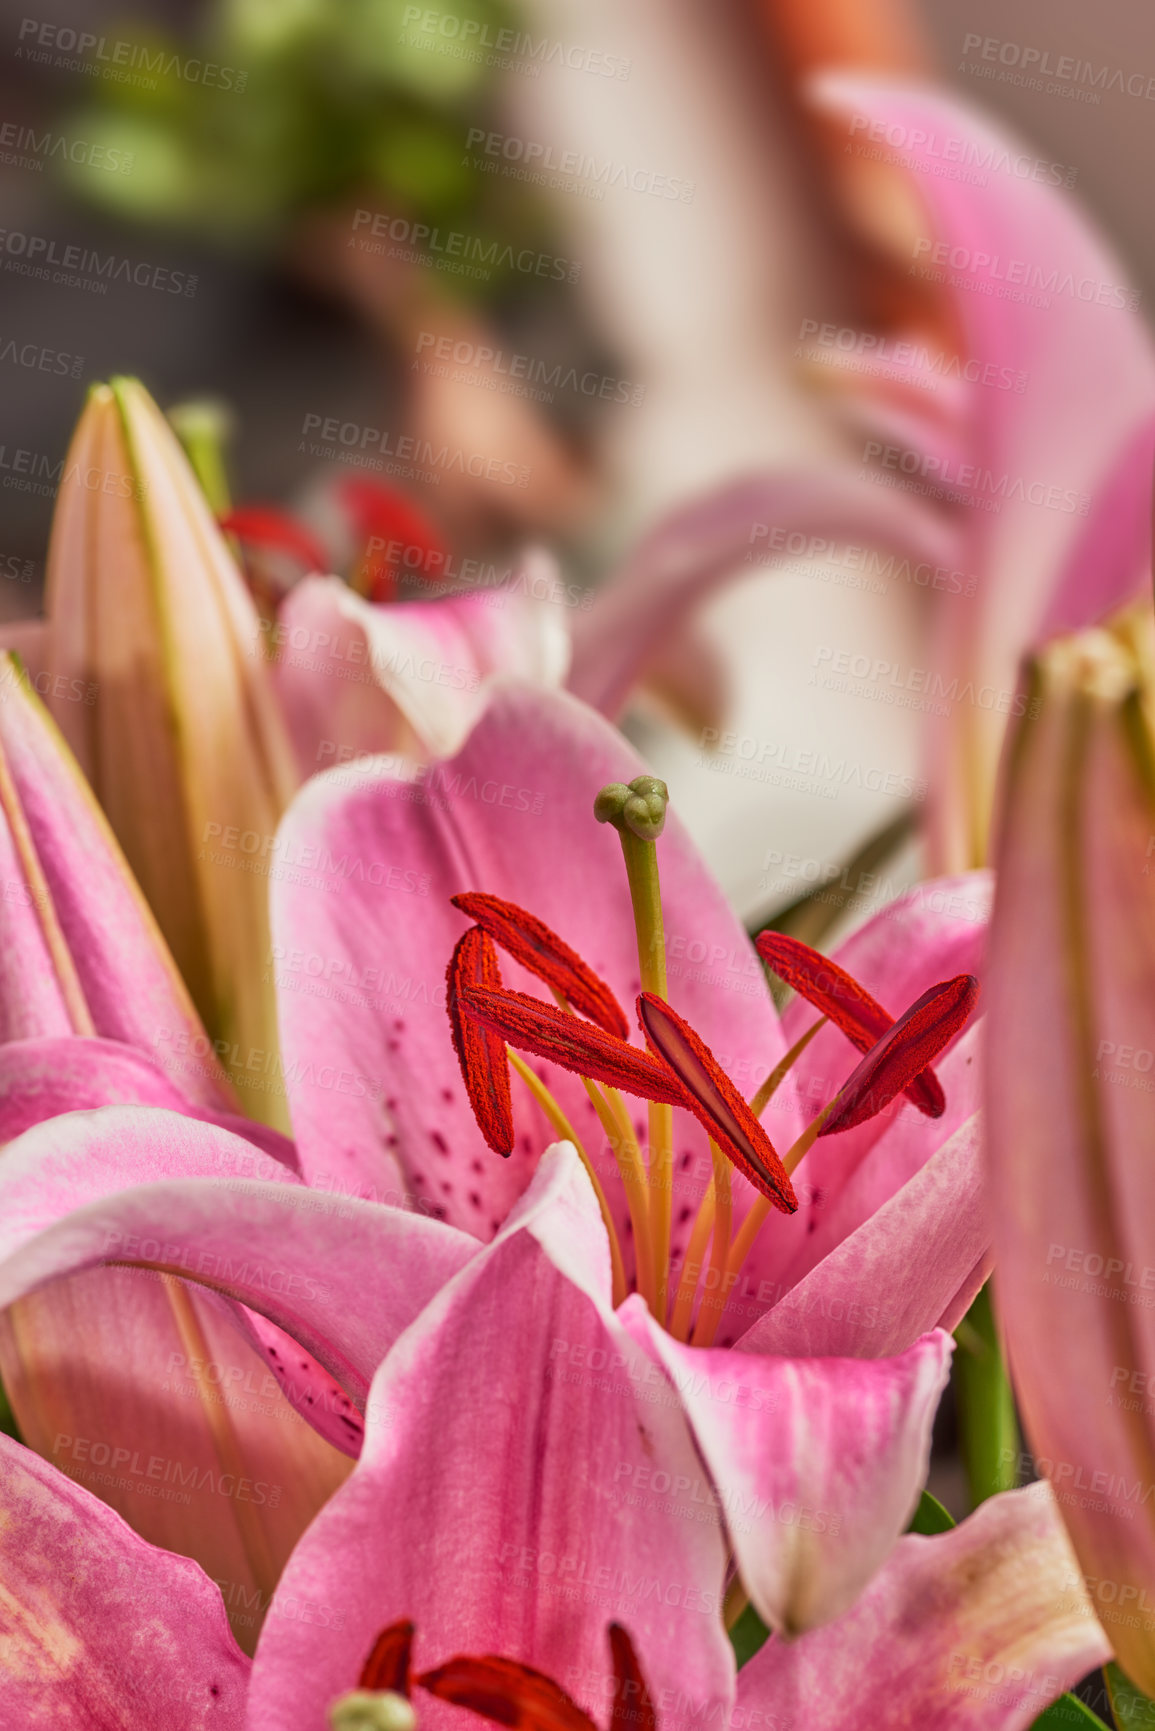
328,1690 -> 418,1731
594,776 -> 669,841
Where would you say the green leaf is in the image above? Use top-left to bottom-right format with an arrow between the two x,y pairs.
954,1282 -> 1020,1505
907,1489 -> 956,1535
1029,1693 -> 1110,1729
1107,1660 -> 1155,1728
728,1602 -> 771,1669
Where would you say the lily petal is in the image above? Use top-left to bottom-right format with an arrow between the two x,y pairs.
568,471 -> 957,719
0,1107 -> 474,1640
738,1112 -> 989,1359
0,1036 -> 296,1168
736,1483 -> 1110,1730
0,1431 -> 249,1727
272,563 -> 570,773
246,1148 -> 735,1731
625,1307 -> 951,1635
0,655 -> 236,1107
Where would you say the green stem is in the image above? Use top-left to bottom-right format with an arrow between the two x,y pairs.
954,1281 -> 1019,1506
168,399 -> 234,516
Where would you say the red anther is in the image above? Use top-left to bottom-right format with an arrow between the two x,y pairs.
452,892 -> 629,1038
446,928 -> 515,1156
637,994 -> 797,1215
755,930 -> 946,1118
461,984 -> 687,1107
218,506 -> 329,575
416,1654 -> 597,1731
609,1625 -> 657,1731
359,1619 -> 414,1694
339,477 -> 448,601
818,974 -> 980,1138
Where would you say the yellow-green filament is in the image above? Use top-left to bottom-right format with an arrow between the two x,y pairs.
748,1016 -> 827,1120
508,1048 -> 626,1307
691,1141 -> 732,1348
580,1077 -> 656,1313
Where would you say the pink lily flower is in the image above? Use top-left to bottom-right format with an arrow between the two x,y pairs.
0,642 -> 985,1642
985,603 -> 1155,1694
254,676 -> 994,1634
0,1148 -> 1109,1728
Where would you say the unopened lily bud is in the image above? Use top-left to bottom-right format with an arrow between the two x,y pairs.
594,775 -> 669,841
986,600 -> 1155,1695
42,378 -> 298,1124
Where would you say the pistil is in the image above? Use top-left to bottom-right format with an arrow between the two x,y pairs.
595,777 -> 674,1322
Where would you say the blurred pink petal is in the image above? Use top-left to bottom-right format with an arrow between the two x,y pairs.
736,1483 -> 1110,1728
272,557 -> 570,773
810,77 -> 1155,869
569,472 -> 958,718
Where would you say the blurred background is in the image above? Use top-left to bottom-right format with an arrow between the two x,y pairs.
0,0 -> 1149,918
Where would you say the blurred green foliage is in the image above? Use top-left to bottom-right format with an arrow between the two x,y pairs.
60,0 -> 553,290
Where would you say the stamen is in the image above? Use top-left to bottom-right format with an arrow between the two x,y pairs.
637,994 -> 797,1215
723,971 -> 980,1284
359,1619 -> 414,1693
446,929 -> 515,1156
608,1625 -> 657,1731
451,892 -> 628,1037
460,983 -> 687,1106
417,1655 -> 597,1731
817,974 -> 979,1138
756,931 -> 947,1117
507,1048 -> 627,1307
218,505 -> 328,575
